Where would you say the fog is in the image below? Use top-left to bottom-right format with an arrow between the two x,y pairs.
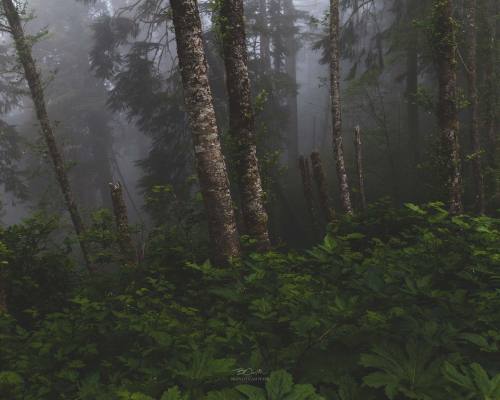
0,0 -> 460,231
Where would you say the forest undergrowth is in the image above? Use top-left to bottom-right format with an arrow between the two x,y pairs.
1,201 -> 499,399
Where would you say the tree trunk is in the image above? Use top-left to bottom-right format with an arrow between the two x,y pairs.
220,0 -> 271,251
269,0 -> 283,72
170,0 -> 240,263
258,0 -> 271,71
406,16 -> 420,167
434,0 -> 463,214
330,0 -> 353,214
2,0 -> 91,269
0,276 -> 6,313
465,0 -> 484,214
484,0 -> 498,199
298,156 -> 318,235
109,182 -> 136,264
354,126 -> 367,211
284,0 -> 298,170
310,151 -> 335,222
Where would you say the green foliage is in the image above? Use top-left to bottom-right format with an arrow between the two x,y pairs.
442,362 -> 500,399
1,204 -> 500,399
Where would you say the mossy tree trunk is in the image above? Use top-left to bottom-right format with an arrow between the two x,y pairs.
170,0 -> 240,263
2,0 -> 91,268
434,0 -> 463,214
310,151 -> 335,222
219,0 -> 271,251
109,182 -> 136,264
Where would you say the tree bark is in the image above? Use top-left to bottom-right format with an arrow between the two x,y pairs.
2,0 -> 91,269
484,0 -> 498,198
0,275 -> 6,313
109,182 -> 136,264
258,0 -> 271,71
298,156 -> 317,234
220,0 -> 271,251
465,0 -> 485,214
406,10 -> 420,167
434,0 -> 463,214
330,0 -> 353,215
170,0 -> 240,263
353,126 -> 367,211
284,0 -> 298,170
269,0 -> 283,72
310,151 -> 335,222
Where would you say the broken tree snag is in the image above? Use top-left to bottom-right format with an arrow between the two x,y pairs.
0,276 -> 6,314
329,0 -> 353,215
299,156 -> 317,235
109,182 -> 136,264
2,0 -> 91,269
310,151 -> 335,222
354,126 -> 367,212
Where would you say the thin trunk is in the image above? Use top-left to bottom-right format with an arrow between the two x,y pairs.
284,0 -> 298,169
298,156 -> 317,234
485,0 -> 498,198
220,0 -> 271,251
310,151 -> 335,222
170,0 -> 240,263
2,0 -> 91,269
0,276 -> 6,313
269,0 -> 283,72
406,22 -> 420,166
330,0 -> 353,214
258,0 -> 271,71
434,0 -> 463,214
109,182 -> 136,264
465,0 -> 485,214
354,126 -> 367,211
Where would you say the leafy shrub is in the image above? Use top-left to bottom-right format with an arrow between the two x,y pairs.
0,203 -> 499,399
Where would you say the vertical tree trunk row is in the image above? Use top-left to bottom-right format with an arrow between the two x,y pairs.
354,126 -> 367,212
434,0 -> 463,215
329,0 -> 353,215
220,0 -> 271,251
170,0 -> 240,263
2,0 -> 91,268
